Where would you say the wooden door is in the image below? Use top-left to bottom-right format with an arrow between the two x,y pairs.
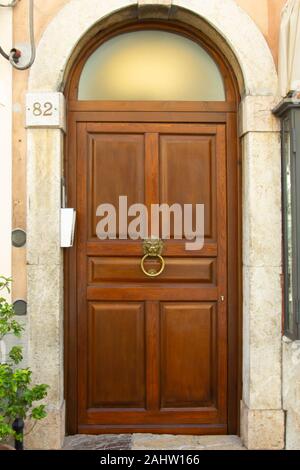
68,119 -> 231,434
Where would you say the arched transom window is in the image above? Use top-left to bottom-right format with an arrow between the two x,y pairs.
78,30 -> 226,101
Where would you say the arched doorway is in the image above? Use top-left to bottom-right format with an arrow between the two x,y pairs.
26,0 -> 283,450
64,20 -> 241,435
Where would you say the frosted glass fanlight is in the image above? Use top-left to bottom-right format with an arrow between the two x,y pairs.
78,30 -> 226,101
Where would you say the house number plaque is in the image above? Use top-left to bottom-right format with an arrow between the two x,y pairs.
25,92 -> 66,131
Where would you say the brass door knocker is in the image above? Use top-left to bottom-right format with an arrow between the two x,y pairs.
140,238 -> 165,278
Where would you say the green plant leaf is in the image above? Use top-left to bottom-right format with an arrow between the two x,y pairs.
0,276 -> 49,444
31,405 -> 47,420
0,277 -> 12,294
8,346 -> 23,365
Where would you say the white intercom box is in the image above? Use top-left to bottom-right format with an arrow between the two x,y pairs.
60,208 -> 76,247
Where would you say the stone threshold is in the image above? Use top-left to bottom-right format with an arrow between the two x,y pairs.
63,434 -> 245,450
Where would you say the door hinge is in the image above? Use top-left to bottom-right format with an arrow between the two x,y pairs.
292,127 -> 297,154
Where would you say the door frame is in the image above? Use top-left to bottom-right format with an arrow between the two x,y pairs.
64,19 -> 242,436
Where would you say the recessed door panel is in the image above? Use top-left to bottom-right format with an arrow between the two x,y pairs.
88,133 -> 145,239
88,257 -> 216,284
87,302 -> 146,409
160,135 -> 216,240
160,302 -> 217,409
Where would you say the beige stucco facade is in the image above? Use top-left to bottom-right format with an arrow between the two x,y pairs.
0,3 -> 12,294
2,0 -> 300,450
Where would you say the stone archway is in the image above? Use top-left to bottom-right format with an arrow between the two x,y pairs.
26,0 -> 283,449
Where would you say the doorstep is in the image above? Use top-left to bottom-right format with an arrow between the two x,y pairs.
63,434 -> 245,450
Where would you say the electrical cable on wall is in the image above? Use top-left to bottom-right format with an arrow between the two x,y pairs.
0,0 -> 35,70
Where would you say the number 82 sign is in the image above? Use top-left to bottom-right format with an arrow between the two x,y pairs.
26,93 -> 66,131
32,101 -> 53,117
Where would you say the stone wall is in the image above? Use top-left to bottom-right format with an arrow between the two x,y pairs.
283,338 -> 300,449
239,95 -> 283,450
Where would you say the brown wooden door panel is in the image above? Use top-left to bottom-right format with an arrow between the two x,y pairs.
87,302 -> 146,409
81,300 -> 226,427
88,132 -> 145,239
160,303 -> 217,409
86,122 -> 221,134
73,119 -> 230,434
83,409 -> 222,426
160,135 -> 216,240
88,257 -> 216,284
86,286 -> 219,302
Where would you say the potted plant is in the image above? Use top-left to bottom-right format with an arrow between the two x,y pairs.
0,276 -> 48,450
